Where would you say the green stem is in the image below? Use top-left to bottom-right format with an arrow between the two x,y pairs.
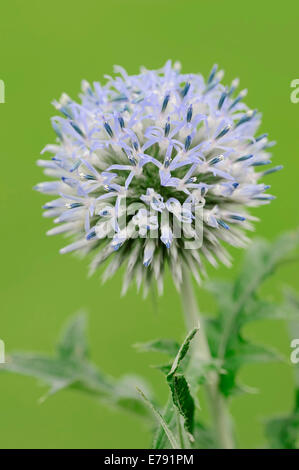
180,266 -> 235,449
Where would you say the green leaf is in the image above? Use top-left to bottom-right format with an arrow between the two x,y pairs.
0,312 -> 152,419
165,328 -> 199,441
264,290 -> 299,449
167,374 -> 195,439
224,340 -> 283,370
152,394 -> 215,449
168,327 -> 199,378
58,311 -> 89,360
221,230 -> 299,357
204,230 -> 299,398
152,395 -> 177,449
233,230 -> 299,306
137,388 -> 180,449
265,413 -> 299,449
240,298 -> 296,325
152,329 -> 199,448
134,339 -> 180,357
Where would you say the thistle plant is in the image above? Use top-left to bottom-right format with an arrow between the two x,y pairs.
2,231 -> 299,449
3,63 -> 297,450
35,61 -> 281,294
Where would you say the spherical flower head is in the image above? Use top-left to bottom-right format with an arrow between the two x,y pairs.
35,61 -> 281,295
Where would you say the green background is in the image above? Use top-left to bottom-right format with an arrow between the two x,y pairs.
0,0 -> 298,449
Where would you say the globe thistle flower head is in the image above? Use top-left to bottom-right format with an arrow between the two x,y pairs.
35,61 -> 280,295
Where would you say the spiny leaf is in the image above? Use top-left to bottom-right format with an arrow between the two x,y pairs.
265,290 -> 299,449
168,327 -> 199,378
221,231 -> 299,356
224,340 -> 283,370
165,328 -> 199,441
134,339 -> 180,357
152,395 -> 177,449
137,388 -> 180,449
153,329 -> 199,448
153,394 -> 214,450
167,374 -> 195,439
233,230 -> 299,305
204,230 -> 299,398
0,313 -> 152,419
58,311 -> 89,360
219,338 -> 284,397
2,352 -> 112,397
240,298 -> 296,325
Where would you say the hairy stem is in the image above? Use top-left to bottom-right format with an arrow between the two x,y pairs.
180,267 -> 235,449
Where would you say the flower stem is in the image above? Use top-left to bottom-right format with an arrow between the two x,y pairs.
180,267 -> 235,449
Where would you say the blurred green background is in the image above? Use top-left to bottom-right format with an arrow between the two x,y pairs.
0,0 -> 299,449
